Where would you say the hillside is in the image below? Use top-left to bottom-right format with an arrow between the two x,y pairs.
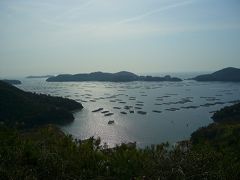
2,79 -> 22,85
0,81 -> 240,179
46,71 -> 182,82
192,67 -> 240,82
0,102 -> 240,179
0,81 -> 83,128
212,102 -> 240,123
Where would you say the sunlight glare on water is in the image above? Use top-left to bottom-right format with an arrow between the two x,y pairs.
18,78 -> 240,147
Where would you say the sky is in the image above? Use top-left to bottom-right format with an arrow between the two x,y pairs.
0,0 -> 240,77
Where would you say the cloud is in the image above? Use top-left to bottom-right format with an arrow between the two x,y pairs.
115,0 -> 196,24
4,0 -> 240,40
5,0 -> 96,27
52,0 -> 95,21
44,21 -> 240,44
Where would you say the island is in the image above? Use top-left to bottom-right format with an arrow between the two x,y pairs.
0,80 -> 83,128
26,75 -> 54,78
192,67 -> 240,82
2,79 -> 22,85
46,71 -> 182,82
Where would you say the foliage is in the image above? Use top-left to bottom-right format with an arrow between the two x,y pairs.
190,102 -> 240,179
212,102 -> 240,122
0,123 -> 239,180
0,81 -> 83,128
1,80 -> 240,179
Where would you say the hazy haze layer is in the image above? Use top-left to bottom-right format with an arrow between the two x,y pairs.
0,0 -> 240,77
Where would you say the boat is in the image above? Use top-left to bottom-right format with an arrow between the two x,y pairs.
108,120 -> 114,125
105,113 -> 114,116
137,111 -> 147,115
92,108 -> 104,112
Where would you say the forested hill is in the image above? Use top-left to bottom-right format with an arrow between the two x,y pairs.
192,67 -> 240,82
46,71 -> 182,82
0,80 -> 83,128
2,79 -> 21,85
0,102 -> 240,179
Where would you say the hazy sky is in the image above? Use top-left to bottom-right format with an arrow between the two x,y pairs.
1,0 -> 240,77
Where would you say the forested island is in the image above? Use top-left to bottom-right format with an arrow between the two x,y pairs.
46,71 -> 182,82
192,67 -> 240,82
0,79 -> 240,179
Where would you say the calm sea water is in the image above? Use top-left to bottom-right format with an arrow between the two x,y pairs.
17,77 -> 240,147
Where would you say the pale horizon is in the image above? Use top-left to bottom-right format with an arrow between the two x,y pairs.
0,69 -> 216,79
1,0 -> 240,77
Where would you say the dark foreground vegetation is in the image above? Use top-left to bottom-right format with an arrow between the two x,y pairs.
0,80 -> 240,179
0,123 -> 235,180
0,81 -> 83,128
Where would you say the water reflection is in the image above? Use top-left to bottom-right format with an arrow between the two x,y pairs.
18,79 -> 240,147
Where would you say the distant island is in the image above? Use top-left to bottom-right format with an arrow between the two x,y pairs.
26,75 -> 54,78
2,79 -> 22,85
46,71 -> 182,82
192,67 -> 240,82
0,80 -> 83,128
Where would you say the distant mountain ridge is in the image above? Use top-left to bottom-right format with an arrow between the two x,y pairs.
46,71 -> 182,82
192,67 -> 240,82
26,75 -> 54,78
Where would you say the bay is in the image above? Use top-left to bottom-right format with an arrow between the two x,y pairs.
17,78 -> 240,147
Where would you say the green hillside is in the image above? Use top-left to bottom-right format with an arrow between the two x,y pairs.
0,81 -> 83,128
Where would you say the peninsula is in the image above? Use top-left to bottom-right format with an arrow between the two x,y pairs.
46,71 -> 182,82
2,79 -> 22,85
0,80 -> 83,128
192,67 -> 240,82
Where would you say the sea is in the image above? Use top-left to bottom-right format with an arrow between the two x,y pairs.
16,72 -> 240,147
